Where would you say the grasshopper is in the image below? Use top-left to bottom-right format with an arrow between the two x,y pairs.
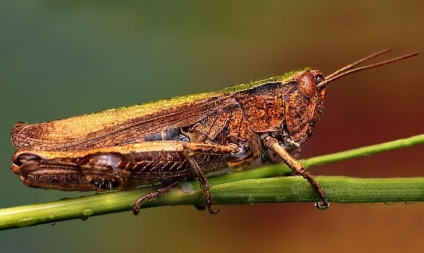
11,49 -> 418,214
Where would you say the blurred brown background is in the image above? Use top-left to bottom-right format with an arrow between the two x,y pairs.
1,1 -> 423,252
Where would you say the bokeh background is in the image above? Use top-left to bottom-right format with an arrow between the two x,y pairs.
1,1 -> 424,252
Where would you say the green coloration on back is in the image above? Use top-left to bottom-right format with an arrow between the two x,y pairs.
222,68 -> 311,92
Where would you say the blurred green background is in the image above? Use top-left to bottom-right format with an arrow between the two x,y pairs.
1,1 -> 424,252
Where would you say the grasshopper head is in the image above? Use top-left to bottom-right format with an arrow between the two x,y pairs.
281,50 -> 418,150
280,69 -> 327,150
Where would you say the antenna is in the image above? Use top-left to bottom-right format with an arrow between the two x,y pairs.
317,50 -> 419,88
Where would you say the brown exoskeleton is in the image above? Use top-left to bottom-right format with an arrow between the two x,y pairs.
11,49 -> 418,214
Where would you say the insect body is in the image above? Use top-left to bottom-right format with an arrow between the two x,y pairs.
11,50 -> 418,214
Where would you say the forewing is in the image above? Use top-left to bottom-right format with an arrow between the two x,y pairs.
12,92 -> 235,151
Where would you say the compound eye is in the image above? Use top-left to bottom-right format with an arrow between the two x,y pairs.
315,74 -> 324,85
298,72 -> 316,98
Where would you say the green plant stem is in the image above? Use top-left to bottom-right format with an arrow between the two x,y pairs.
1,134 -> 424,230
